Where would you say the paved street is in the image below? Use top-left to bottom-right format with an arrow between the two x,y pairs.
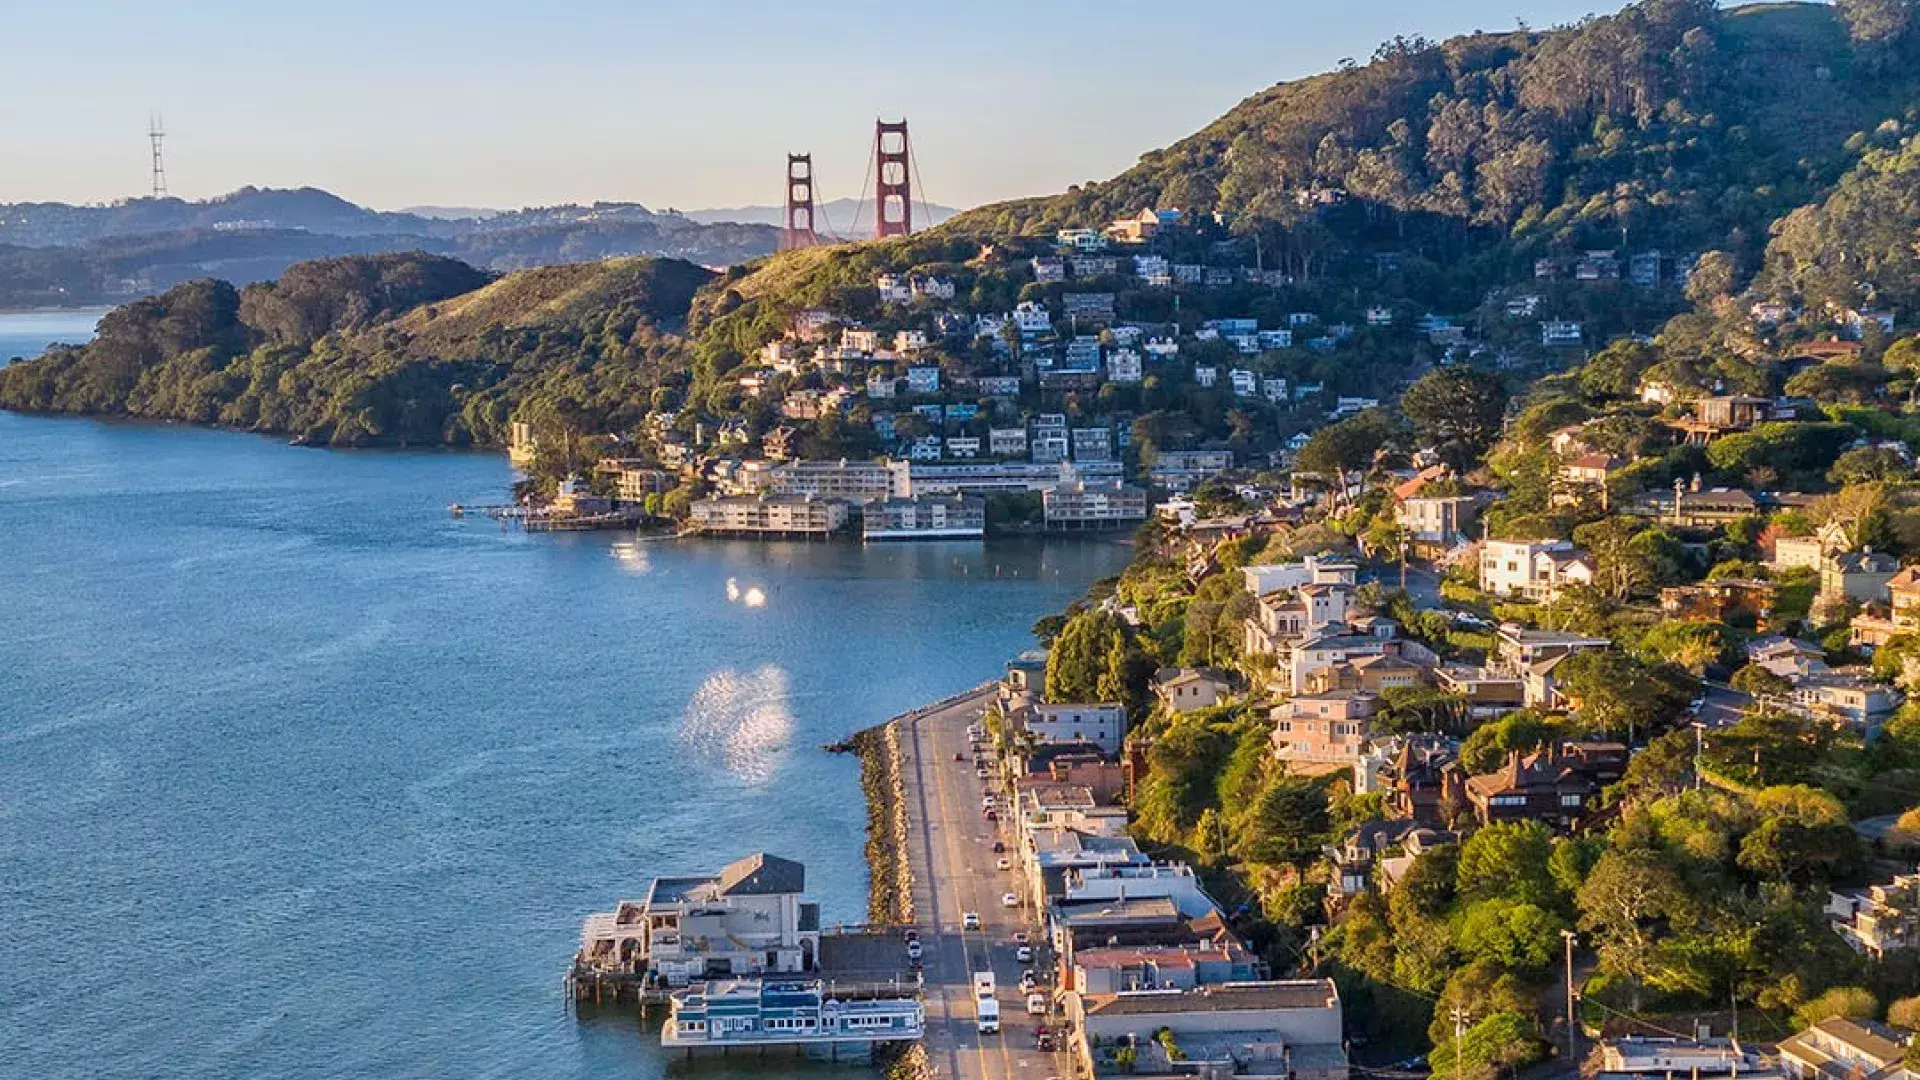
899,687 -> 1067,1080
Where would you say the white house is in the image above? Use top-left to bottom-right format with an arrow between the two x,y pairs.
1480,539 -> 1595,601
1013,301 -> 1052,334
1541,320 -> 1584,347
895,329 -> 929,354
1107,348 -> 1143,383
1230,369 -> 1258,397
874,273 -> 911,304
1193,365 -> 1218,388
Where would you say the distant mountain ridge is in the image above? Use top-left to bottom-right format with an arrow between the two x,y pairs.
0,188 -> 779,307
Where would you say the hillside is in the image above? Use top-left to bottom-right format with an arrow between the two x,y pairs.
950,2 -> 1912,292
0,253 -> 712,448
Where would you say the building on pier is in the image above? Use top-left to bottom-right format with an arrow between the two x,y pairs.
576,853 -> 822,986
662,978 -> 924,1049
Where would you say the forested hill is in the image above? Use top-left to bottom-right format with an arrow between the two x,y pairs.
953,1 -> 1917,284
0,253 -> 714,448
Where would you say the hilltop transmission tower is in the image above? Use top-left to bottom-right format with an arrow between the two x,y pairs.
873,119 -> 912,238
147,114 -> 168,199
781,153 -> 821,250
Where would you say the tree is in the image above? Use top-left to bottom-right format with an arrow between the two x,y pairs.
1457,899 -> 1568,971
1577,848 -> 1691,1009
1243,776 -> 1332,867
1401,367 -> 1509,467
1793,986 -> 1878,1030
1730,663 -> 1794,701
1736,784 -> 1859,886
1829,446 -> 1911,487
1046,610 -> 1121,702
1558,650 -> 1682,743
1297,409 -> 1400,483
1683,251 -> 1737,309
1460,711 -> 1562,774
1835,0 -> 1914,49
1574,517 -> 1658,602
1458,820 -> 1559,908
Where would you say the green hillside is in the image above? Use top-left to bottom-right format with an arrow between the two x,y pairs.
0,253 -> 713,447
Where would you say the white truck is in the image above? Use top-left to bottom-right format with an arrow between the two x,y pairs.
975,997 -> 1001,1034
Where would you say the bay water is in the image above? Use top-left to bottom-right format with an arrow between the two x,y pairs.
0,311 -> 1128,1079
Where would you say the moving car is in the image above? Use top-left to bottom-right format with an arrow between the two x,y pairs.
975,997 -> 1000,1035
1019,970 -> 1037,992
1016,945 -> 1033,963
992,841 -> 1005,854
906,939 -> 922,960
1001,892 -> 1018,908
1028,992 -> 1048,1016
996,857 -> 1011,871
961,911 -> 981,930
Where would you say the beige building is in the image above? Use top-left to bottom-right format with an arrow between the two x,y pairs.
690,495 -> 850,535
1043,481 -> 1149,528
1152,668 -> 1232,714
1069,980 -> 1347,1080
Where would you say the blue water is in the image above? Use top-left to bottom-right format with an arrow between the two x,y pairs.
0,311 -> 1128,1080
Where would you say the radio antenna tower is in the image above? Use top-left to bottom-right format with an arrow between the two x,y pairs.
148,113 -> 168,199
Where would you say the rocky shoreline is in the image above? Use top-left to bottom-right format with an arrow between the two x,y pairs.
849,721 -> 916,927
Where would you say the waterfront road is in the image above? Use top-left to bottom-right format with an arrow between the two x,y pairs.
901,687 -> 1067,1080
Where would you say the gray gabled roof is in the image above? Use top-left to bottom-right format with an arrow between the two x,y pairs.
715,853 -> 806,896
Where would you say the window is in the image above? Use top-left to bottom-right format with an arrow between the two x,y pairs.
1560,794 -> 1583,807
1491,795 -> 1527,807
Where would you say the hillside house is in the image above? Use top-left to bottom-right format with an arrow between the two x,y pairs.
1464,743 -> 1628,827
1479,540 -> 1595,601
1152,668 -> 1233,714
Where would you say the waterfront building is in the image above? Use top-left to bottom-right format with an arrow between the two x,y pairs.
1042,481 -> 1148,529
1007,699 -> 1127,755
576,853 -> 822,984
861,496 -> 985,540
765,459 -> 911,502
690,495 -> 850,536
662,978 -> 923,1050
910,460 -> 1123,495
1149,450 -> 1233,493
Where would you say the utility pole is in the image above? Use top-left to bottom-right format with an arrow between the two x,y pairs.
1692,721 -> 1707,790
1562,929 -> 1579,1066
1452,1005 -> 1470,1080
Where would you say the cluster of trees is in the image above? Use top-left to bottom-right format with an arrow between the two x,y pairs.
953,2 -> 1909,300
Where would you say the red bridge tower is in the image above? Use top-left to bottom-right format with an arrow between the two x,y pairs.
782,153 -> 821,250
874,119 -> 913,239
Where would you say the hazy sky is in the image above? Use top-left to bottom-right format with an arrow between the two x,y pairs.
2,0 -> 1625,213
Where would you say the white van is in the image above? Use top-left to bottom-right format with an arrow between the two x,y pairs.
976,997 -> 1001,1034
973,971 -> 996,999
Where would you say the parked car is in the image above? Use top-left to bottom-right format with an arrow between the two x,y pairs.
962,911 -> 981,930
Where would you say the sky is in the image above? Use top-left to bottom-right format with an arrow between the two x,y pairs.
1,0 -> 1635,214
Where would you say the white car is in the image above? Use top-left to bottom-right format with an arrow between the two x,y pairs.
1016,945 -> 1033,964
962,911 -> 981,931
907,939 -> 923,960
975,767 -> 989,778
1002,892 -> 1019,908
996,856 -> 1011,871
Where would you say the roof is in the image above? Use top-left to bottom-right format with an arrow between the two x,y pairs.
715,853 -> 806,897
1835,552 -> 1901,575
1778,1018 -> 1908,1075
1081,979 -> 1340,1017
